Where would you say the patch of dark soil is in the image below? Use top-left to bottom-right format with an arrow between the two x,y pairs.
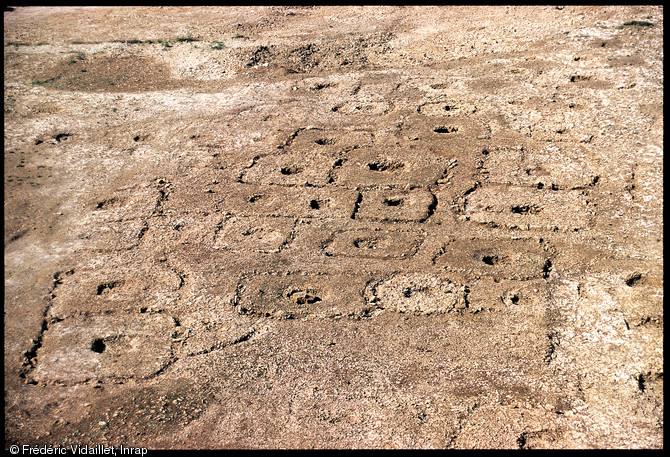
34,55 -> 189,92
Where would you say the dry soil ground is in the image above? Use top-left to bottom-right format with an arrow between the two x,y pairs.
3,6 -> 663,449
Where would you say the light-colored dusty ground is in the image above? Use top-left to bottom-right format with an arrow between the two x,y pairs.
4,6 -> 663,449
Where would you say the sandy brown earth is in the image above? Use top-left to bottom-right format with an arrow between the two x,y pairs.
3,6 -> 663,449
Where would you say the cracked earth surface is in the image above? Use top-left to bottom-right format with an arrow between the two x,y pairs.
4,6 -> 663,449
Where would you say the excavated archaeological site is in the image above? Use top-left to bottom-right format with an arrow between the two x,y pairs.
3,6 -> 663,449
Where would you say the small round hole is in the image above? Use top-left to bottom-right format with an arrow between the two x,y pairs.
280,166 -> 302,175
91,338 -> 106,353
482,255 -> 497,265
384,198 -> 404,207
